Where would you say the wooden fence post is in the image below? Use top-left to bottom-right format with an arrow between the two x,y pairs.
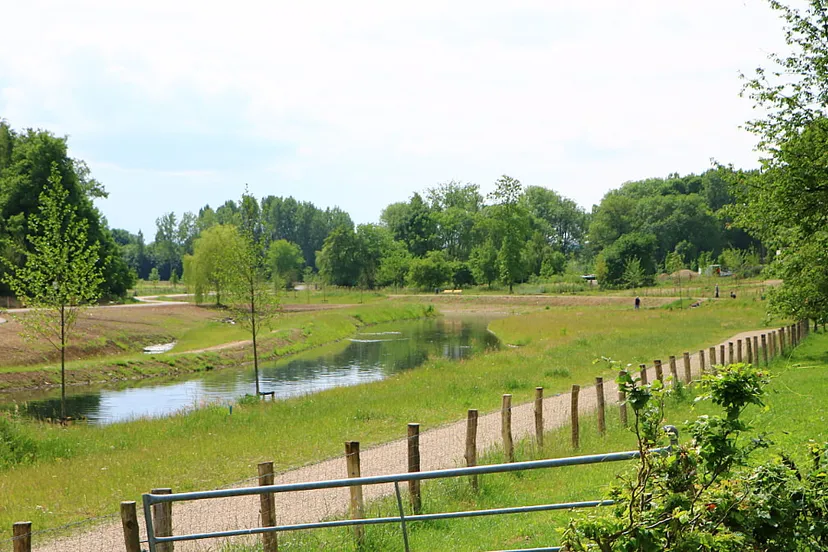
770,331 -> 776,358
407,423 -> 421,514
121,502 -> 141,552
534,387 -> 544,450
639,364 -> 648,385
761,334 -> 768,365
465,410 -> 478,491
654,360 -> 663,382
618,371 -> 628,426
709,346 -> 716,367
12,522 -> 31,552
345,441 -> 365,546
699,350 -> 706,375
793,324 -> 799,346
746,337 -> 753,366
753,336 -> 759,364
719,344 -> 725,368
502,394 -> 514,462
728,342 -> 734,365
737,339 -> 743,363
571,385 -> 580,449
151,488 -> 173,552
780,327 -> 787,352
683,352 -> 691,383
596,377 -> 606,435
668,356 -> 678,384
258,462 -> 278,552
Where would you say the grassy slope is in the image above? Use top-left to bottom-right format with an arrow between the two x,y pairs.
0,298 -> 771,538
269,327 -> 826,552
0,302 -> 429,390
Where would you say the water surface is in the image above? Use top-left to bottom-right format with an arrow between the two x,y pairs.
1,315 -> 499,424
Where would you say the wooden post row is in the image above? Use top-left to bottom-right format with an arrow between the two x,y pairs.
534,387 -> 544,449
618,371 -> 628,426
151,488 -> 173,552
502,394 -> 514,463
407,423 -> 421,514
596,377 -> 606,435
345,441 -> 365,546
571,385 -> 580,449
121,502 -> 141,552
13,522 -> 32,552
753,336 -> 759,365
258,462 -> 278,552
465,409 -> 478,491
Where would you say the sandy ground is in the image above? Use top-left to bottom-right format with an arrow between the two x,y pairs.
26,327 -> 781,552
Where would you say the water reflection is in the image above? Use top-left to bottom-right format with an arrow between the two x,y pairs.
1,316 -> 499,425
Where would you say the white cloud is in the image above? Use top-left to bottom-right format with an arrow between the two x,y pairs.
0,0 -> 788,230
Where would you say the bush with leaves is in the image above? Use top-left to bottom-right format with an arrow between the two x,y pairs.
558,363 -> 828,551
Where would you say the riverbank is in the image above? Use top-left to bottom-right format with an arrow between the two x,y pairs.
0,302 -> 434,392
0,297 -> 774,541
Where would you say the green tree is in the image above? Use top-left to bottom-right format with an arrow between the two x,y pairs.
488,175 -> 531,293
182,224 -> 243,305
148,267 -> 160,283
469,240 -> 499,287
596,232 -> 658,289
665,250 -> 685,308
226,191 -> 278,397
267,239 -> 304,291
407,250 -> 451,290
733,1 -> 828,322
317,226 -> 361,287
3,163 -> 104,420
377,240 -> 412,289
621,257 -> 645,289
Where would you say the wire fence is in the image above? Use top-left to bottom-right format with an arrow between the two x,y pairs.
2,322 -> 808,552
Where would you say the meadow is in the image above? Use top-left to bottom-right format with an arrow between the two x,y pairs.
221,322 -> 825,552
0,295 -> 774,540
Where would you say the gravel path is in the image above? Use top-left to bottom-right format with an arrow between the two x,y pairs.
30,328 -> 775,552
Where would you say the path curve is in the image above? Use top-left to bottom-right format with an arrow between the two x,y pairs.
31,328 -> 776,552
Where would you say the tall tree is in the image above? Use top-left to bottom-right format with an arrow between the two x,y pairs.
733,0 -> 828,322
227,190 -> 278,397
488,175 -> 530,293
183,224 -> 244,305
3,163 -> 104,420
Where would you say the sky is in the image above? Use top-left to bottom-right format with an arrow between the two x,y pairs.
0,0 -> 786,236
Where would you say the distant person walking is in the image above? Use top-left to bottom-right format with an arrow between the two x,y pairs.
634,296 -> 641,310
715,284 -> 719,299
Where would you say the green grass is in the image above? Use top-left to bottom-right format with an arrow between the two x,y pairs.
218,327 -> 826,552
0,299 -> 772,540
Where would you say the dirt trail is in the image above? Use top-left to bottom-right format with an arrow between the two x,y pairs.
32,328 -> 775,552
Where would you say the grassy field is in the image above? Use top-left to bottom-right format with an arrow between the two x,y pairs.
223,325 -> 825,552
0,296 -> 776,539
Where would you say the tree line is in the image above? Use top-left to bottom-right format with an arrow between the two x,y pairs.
0,116 -> 767,305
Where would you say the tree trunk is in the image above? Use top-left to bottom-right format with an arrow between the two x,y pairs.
60,304 -> 66,421
251,281 -> 260,397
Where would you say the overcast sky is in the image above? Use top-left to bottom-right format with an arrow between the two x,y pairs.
0,1 -> 786,236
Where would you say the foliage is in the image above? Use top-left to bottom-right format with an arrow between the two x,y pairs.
226,190 -> 279,396
560,363 -> 828,551
2,163 -> 104,419
596,232 -> 657,289
469,240 -> 499,287
621,257 -> 645,289
488,175 -> 531,293
183,224 -> 244,304
267,239 -> 304,290
148,267 -> 160,283
407,250 -> 451,290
